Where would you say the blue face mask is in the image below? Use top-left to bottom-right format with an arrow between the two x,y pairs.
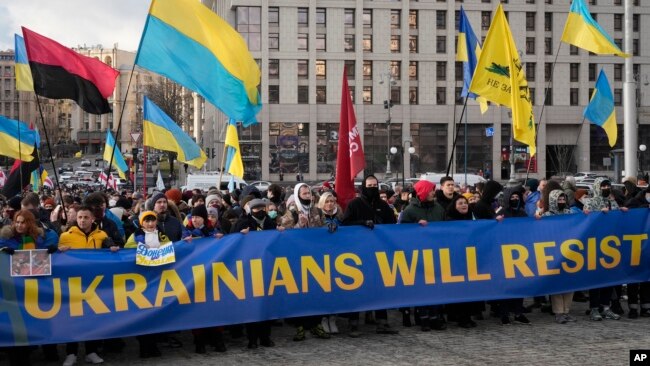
268,210 -> 278,219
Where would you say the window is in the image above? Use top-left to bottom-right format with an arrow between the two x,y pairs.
569,88 -> 579,106
298,33 -> 308,51
545,37 -> 552,55
589,0 -> 596,4
614,14 -> 623,31
298,8 -> 308,27
409,61 -> 418,81
345,35 -> 355,52
363,35 -> 372,52
614,38 -> 623,51
269,7 -> 279,27
437,10 -> 447,30
614,64 -> 623,81
545,12 -> 553,31
409,10 -> 418,29
298,60 -> 308,79
633,39 -> 639,56
269,33 -> 279,51
316,34 -> 326,51
482,11 -> 491,31
391,10 -> 401,29
391,35 -> 401,53
526,37 -> 535,54
436,87 -> 446,105
345,9 -> 355,27
391,87 -> 401,105
409,36 -> 418,53
589,63 -> 597,81
363,87 -> 373,104
363,61 -> 372,80
526,0 -> 536,3
316,60 -> 326,80
570,63 -> 579,82
437,61 -> 447,81
316,86 -> 326,104
269,59 -> 279,79
570,45 -> 579,55
269,85 -> 279,104
545,63 -> 552,82
455,62 -> 463,81
526,62 -> 536,81
390,61 -> 401,80
526,12 -> 535,31
614,0 -> 622,4
236,7 -> 261,51
436,36 -> 446,53
455,10 -> 460,30
316,8 -> 326,26
409,87 -> 418,105
545,88 -> 553,105
614,88 -> 622,106
298,86 -> 309,104
529,88 -> 535,105
455,87 -> 463,104
346,60 -> 355,78
546,0 -> 552,3
363,9 -> 372,28
633,14 -> 639,32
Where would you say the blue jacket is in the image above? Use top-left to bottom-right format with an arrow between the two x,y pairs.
525,191 -> 540,217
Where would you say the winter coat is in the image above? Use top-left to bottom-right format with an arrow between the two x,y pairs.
125,228 -> 172,249
584,177 -> 620,211
156,213 -> 190,241
497,186 -> 528,218
342,195 -> 396,226
0,226 -> 57,250
400,197 -> 445,223
434,190 -> 459,211
525,190 -> 541,217
231,214 -> 278,233
473,180 -> 503,220
542,190 -> 572,216
58,224 -> 110,249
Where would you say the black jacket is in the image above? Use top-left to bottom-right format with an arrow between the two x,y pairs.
473,180 -> 503,220
342,195 -> 396,226
231,214 -> 277,233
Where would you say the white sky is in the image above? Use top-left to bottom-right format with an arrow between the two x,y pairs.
0,0 -> 151,52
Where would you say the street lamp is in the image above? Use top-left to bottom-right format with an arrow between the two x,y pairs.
640,144 -> 647,179
390,140 -> 415,188
380,71 -> 397,179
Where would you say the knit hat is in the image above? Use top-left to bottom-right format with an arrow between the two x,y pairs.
206,194 -> 221,206
139,211 -> 158,226
414,180 -> 436,202
207,207 -> 219,218
191,205 -> 208,221
462,192 -> 474,201
575,189 -> 588,201
165,188 -> 183,204
132,192 -> 143,200
525,178 -> 540,192
43,198 -> 55,207
248,198 -> 266,209
8,196 -> 22,211
149,192 -> 166,207
323,181 -> 331,189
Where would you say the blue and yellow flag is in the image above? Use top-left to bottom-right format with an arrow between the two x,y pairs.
456,7 -> 488,114
561,0 -> 629,57
584,70 -> 617,147
224,119 -> 244,179
14,34 -> 34,92
143,96 -> 207,169
469,5 -> 536,157
135,0 -> 262,126
104,131 -> 128,179
0,116 -> 38,161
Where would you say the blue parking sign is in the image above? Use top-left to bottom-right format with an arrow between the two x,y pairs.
485,127 -> 494,137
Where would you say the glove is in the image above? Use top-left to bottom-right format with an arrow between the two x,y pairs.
364,220 -> 375,230
1,247 -> 15,255
102,237 -> 115,248
46,245 -> 58,254
327,222 -> 338,234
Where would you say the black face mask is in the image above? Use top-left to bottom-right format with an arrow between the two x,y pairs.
509,199 -> 520,209
363,187 -> 380,201
557,203 -> 567,211
298,197 -> 311,207
601,189 -> 611,197
252,210 -> 266,220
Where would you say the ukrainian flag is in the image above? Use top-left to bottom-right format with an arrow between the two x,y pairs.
0,116 -> 38,161
225,119 -> 244,179
456,7 -> 487,113
135,0 -> 262,126
584,70 -> 617,147
561,0 -> 629,57
104,131 -> 128,179
143,96 -> 207,169
14,34 -> 34,92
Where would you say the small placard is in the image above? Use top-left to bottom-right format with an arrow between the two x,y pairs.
11,250 -> 51,277
135,243 -> 176,266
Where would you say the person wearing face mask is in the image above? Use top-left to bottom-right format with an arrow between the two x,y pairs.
624,183 -> 650,209
496,186 -> 527,218
342,175 -> 398,337
569,189 -> 589,214
266,184 -> 286,216
584,178 -> 623,212
280,183 -> 324,229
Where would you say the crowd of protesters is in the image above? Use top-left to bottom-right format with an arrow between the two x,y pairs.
1,172 -> 649,365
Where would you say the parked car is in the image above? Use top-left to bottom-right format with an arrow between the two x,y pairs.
80,159 -> 92,167
574,172 -> 599,182
420,172 -> 487,187
248,180 -> 273,192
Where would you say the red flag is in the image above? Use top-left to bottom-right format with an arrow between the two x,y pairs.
335,66 -> 365,210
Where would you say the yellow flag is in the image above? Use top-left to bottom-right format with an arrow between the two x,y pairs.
469,5 -> 536,157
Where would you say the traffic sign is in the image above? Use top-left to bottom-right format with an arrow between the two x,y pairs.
130,132 -> 142,143
485,127 -> 494,137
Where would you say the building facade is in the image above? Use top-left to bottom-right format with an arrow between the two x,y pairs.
199,0 -> 650,182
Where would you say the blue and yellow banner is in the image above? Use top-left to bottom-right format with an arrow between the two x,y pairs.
1,210 -> 648,346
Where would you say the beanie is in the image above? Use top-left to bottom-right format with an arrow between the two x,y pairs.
414,180 -> 435,202
165,188 -> 182,204
8,196 -> 22,211
206,194 -> 221,206
207,207 -> 219,218
139,211 -> 158,226
150,192 -> 166,207
575,189 -> 588,201
191,205 -> 208,221
525,178 -> 540,192
462,192 -> 473,201
43,198 -> 55,207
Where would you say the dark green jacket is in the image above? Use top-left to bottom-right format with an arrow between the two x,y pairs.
400,197 -> 444,223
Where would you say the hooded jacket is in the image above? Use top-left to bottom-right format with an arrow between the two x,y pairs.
342,175 -> 396,226
584,177 -> 620,211
445,195 -> 474,221
280,183 -> 324,228
473,180 -> 503,219
542,190 -> 571,216
498,186 -> 528,218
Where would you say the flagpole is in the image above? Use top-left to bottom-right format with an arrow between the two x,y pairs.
524,41 -> 563,182
217,143 -> 227,189
446,95 -> 470,177
16,119 -> 22,191
106,64 -> 137,191
34,94 -> 66,219
451,97 -> 458,175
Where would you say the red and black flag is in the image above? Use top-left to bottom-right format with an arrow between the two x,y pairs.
2,145 -> 40,198
21,27 -> 119,115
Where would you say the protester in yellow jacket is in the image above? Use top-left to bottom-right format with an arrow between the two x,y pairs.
58,206 -> 116,250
